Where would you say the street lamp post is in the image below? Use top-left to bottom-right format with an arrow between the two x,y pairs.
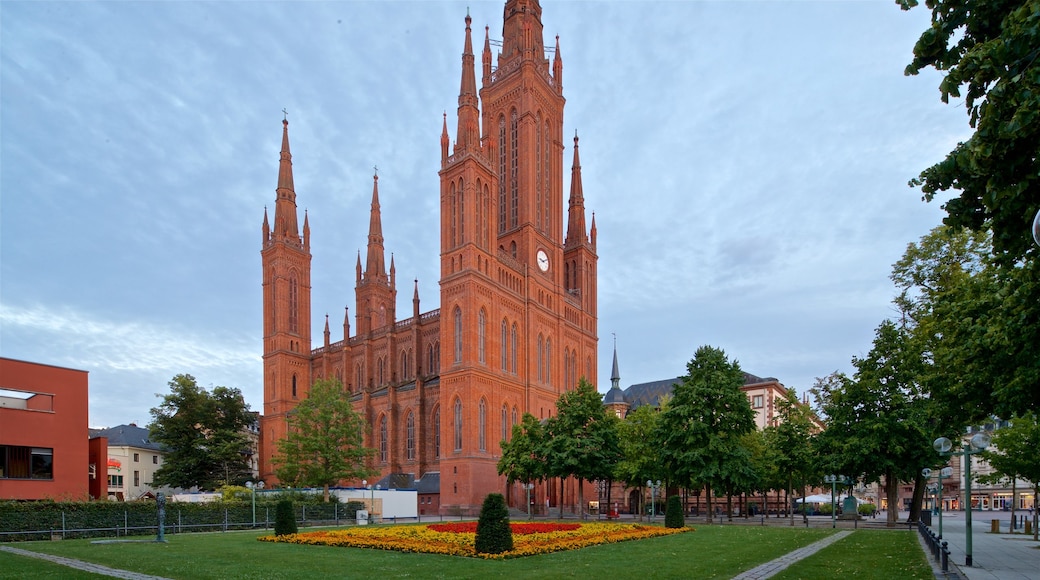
646,480 -> 661,522
922,466 -> 953,538
245,481 -> 264,526
934,433 -> 991,567
524,482 -> 534,520
824,475 -> 851,529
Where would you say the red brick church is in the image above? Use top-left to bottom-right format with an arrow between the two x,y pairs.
260,0 -> 599,514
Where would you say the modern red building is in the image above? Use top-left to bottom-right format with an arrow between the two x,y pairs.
0,357 -> 90,500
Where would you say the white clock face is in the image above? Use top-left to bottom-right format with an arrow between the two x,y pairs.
536,249 -> 550,272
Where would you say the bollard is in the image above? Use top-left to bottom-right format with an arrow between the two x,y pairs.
991,519 -> 1000,533
941,541 -> 949,572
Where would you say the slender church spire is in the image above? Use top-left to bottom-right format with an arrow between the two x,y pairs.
365,170 -> 386,281
565,132 -> 588,248
455,11 -> 480,152
610,334 -> 621,390
272,118 -> 300,242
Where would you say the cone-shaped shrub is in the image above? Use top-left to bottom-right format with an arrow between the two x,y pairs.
274,499 -> 298,536
474,493 -> 513,554
665,494 -> 685,529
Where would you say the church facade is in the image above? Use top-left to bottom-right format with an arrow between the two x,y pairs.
260,0 -> 598,514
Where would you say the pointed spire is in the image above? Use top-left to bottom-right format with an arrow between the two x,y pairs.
413,279 -> 420,318
565,132 -> 588,248
441,112 -> 450,165
262,206 -> 270,245
590,211 -> 597,249
323,313 -> 330,346
364,170 -> 386,280
482,25 -> 492,86
610,334 -> 621,390
389,253 -> 396,289
455,11 -> 480,152
343,306 -> 350,340
303,209 -> 310,249
356,250 -> 362,283
273,118 -> 300,242
553,34 -> 563,93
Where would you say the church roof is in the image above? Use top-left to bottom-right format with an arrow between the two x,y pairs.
90,424 -> 165,452
623,372 -> 780,409
603,385 -> 628,405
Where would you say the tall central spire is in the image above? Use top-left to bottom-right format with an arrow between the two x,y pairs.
272,119 -> 300,242
565,133 -> 588,248
455,11 -> 480,152
365,170 -> 386,280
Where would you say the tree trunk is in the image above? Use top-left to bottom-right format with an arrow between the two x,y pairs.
1032,485 -> 1038,541
323,483 -> 330,503
726,492 -> 733,521
706,485 -> 713,523
909,475 -> 926,523
559,477 -> 565,518
885,470 -> 900,527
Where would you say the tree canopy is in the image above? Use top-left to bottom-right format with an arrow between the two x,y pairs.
273,378 -> 375,502
655,346 -> 756,523
544,379 -> 622,518
148,374 -> 254,491
900,0 -> 1040,263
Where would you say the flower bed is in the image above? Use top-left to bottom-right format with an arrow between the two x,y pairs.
259,521 -> 690,559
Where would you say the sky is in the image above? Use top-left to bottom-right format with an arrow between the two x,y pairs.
1,0 -> 969,429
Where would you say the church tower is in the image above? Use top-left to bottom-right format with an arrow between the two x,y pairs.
259,118 -> 313,482
438,0 -> 598,513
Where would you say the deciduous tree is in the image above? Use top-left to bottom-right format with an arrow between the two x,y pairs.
273,379 -> 375,502
656,346 -> 756,523
544,379 -> 622,519
149,374 -> 253,490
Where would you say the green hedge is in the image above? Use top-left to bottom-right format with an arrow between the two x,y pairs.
0,498 -> 362,542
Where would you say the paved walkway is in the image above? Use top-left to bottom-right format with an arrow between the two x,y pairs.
0,545 -> 171,580
731,530 -> 853,579
922,512 -> 1039,580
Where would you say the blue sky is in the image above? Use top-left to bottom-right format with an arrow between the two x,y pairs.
1,1 -> 966,428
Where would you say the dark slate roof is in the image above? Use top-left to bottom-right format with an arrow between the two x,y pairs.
415,471 -> 440,494
603,385 -> 628,405
90,424 -> 165,452
622,372 -> 779,409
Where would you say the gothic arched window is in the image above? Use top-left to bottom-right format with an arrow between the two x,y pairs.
478,309 -> 486,364
379,415 -> 388,463
406,411 -> 415,461
478,398 -> 487,452
500,319 -> 508,371
498,115 -> 507,233
434,406 -> 441,458
453,307 -> 463,364
454,398 -> 463,452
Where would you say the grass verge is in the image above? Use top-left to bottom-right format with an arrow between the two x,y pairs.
771,530 -> 933,579
1,524 -> 832,579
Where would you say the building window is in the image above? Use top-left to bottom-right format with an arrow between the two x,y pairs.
501,404 -> 508,443
512,407 -> 518,428
406,411 -> 415,461
545,338 -> 552,387
152,455 -> 158,464
453,307 -> 463,363
478,399 -> 487,452
454,399 -> 463,452
511,324 -> 518,373
133,453 -> 140,462
434,408 -> 441,458
0,445 -> 52,479
108,474 -> 123,487
134,471 -> 140,487
289,272 -> 299,333
292,374 -> 297,398
500,319 -> 508,371
478,309 -> 486,364
537,335 -> 544,382
498,115 -> 506,233
753,395 -> 764,409
509,109 -> 518,228
379,415 -> 388,463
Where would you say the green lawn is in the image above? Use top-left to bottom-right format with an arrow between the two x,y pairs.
0,525 -> 929,579
772,530 -> 933,580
